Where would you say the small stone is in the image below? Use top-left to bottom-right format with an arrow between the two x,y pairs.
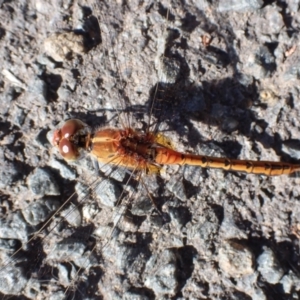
282,140 -> 300,160
98,162 -> 128,182
280,271 -> 300,294
57,86 -> 72,100
22,198 -> 60,226
44,32 -> 87,62
25,76 -> 48,105
0,161 -> 20,189
169,206 -> 190,228
234,272 -> 266,300
157,56 -> 181,84
49,157 -> 77,180
56,263 -> 76,287
0,239 -> 18,251
166,176 -> 187,201
259,4 -> 285,35
123,291 -> 150,300
183,165 -> 204,186
221,117 -> 239,133
257,247 -> 284,284
0,266 -> 27,295
0,212 -> 29,242
131,196 -> 153,216
94,179 -> 122,207
28,168 -> 60,196
283,58 -> 300,81
218,0 -> 263,12
82,202 -> 100,221
187,210 -> 219,255
219,202 -> 248,240
10,105 -> 26,127
218,241 -> 254,277
75,181 -> 91,200
46,239 -> 96,269
144,249 -> 178,296
1,69 -> 26,90
23,278 -> 41,299
61,203 -> 82,227
93,224 -> 113,239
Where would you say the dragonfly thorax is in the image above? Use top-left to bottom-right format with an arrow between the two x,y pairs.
91,127 -> 159,172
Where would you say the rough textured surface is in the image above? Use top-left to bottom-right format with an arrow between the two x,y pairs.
0,0 -> 300,299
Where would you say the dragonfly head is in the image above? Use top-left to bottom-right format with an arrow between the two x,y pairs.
52,119 -> 91,161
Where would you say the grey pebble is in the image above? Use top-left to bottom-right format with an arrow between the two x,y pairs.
28,168 -> 60,196
258,4 -> 284,36
0,266 -> 27,295
23,278 -> 41,299
10,105 -> 26,127
94,179 -> 122,207
218,0 -> 263,12
123,291 -> 150,300
22,198 -> 60,226
0,238 -> 18,251
49,157 -> 77,180
187,209 -> 219,255
255,46 -> 276,77
46,238 -> 96,269
235,273 -> 267,300
220,201 -> 248,240
221,117 -> 239,133
0,212 -> 29,242
131,196 -> 153,216
0,161 -> 20,189
75,181 -> 90,200
56,263 -> 77,287
157,56 -> 181,84
281,140 -> 300,160
169,205 -> 190,228
280,271 -> 300,294
144,249 -> 178,296
98,162 -> 128,182
283,58 -> 300,81
257,246 -> 284,284
218,241 -> 254,277
183,165 -> 204,187
166,176 -> 187,201
43,32 -> 86,62
57,86 -> 72,100
60,203 -> 82,227
26,76 -> 48,105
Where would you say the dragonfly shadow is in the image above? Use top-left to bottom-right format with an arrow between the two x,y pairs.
145,76 -> 271,159
175,245 -> 197,296
136,5 -> 291,161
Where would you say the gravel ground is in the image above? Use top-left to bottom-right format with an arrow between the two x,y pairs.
1,0 -> 300,299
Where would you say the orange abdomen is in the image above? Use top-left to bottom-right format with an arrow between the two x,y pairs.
154,147 -> 300,176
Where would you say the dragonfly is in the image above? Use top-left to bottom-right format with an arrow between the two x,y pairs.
53,118 -> 300,176
1,0 -> 300,299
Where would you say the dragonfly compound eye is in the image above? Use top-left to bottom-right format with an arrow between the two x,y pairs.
58,138 -> 80,160
61,119 -> 86,138
53,119 -> 89,161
